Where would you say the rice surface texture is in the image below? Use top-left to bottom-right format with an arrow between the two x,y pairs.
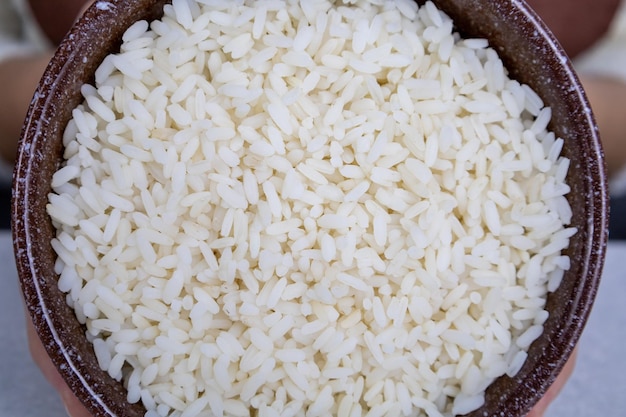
47,0 -> 576,416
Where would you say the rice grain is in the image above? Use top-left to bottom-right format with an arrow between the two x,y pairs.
48,1 -> 575,416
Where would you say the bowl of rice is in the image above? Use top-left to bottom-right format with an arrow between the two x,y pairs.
13,0 -> 609,416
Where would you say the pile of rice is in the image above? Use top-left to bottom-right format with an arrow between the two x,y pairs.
47,0 -> 576,416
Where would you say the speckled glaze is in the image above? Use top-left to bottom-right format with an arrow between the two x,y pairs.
12,1 -> 609,416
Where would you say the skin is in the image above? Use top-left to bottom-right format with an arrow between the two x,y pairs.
0,0 -> 88,162
579,75 -> 626,176
11,1 -> 618,416
0,53 -> 53,162
28,0 -> 89,45
526,349 -> 578,417
525,0 -> 621,59
26,319 -> 91,417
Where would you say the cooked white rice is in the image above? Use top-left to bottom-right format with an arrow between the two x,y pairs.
47,0 -> 576,416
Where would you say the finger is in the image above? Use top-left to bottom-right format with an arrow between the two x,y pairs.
61,391 -> 93,417
25,318 -> 92,417
527,347 -> 579,417
26,317 -> 67,389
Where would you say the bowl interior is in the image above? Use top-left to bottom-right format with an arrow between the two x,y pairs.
12,1 -> 608,416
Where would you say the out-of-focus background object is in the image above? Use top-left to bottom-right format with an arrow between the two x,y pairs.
27,0 -> 87,45
526,0 -> 621,58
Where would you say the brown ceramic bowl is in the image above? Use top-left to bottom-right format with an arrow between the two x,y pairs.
12,0 -> 609,416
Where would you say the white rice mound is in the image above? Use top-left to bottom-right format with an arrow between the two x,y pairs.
47,0 -> 577,416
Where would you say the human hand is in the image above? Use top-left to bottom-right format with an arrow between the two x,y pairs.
526,347 -> 578,417
26,318 -> 92,417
